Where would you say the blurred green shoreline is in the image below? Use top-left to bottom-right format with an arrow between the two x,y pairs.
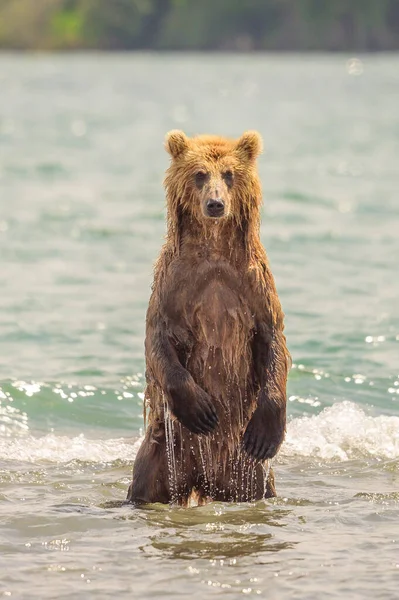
1,0 -> 399,52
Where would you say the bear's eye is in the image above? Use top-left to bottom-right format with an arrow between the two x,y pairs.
223,170 -> 234,186
195,171 -> 207,186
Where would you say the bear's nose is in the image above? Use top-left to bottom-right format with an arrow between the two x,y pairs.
206,199 -> 225,218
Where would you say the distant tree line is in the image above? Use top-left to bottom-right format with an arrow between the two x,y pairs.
1,0 -> 399,51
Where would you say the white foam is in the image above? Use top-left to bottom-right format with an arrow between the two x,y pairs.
0,433 -> 143,464
283,401 -> 399,460
1,401 -> 398,465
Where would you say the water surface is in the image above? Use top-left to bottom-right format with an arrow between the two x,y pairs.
0,53 -> 399,599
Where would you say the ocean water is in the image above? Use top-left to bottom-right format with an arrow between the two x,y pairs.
0,53 -> 399,599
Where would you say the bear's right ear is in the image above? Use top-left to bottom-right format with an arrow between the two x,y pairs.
165,130 -> 189,159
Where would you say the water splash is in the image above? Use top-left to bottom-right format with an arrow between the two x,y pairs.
0,433 -> 140,464
283,401 -> 399,460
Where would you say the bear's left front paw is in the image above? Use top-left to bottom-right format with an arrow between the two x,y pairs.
242,405 -> 285,461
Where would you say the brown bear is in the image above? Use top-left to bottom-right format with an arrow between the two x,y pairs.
127,130 -> 290,506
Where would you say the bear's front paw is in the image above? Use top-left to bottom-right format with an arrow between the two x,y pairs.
170,386 -> 218,435
242,404 -> 285,461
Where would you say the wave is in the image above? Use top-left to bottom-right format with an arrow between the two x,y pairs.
1,401 -> 398,464
0,429 -> 142,464
283,401 -> 399,460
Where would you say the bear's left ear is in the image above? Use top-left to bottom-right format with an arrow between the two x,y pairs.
235,131 -> 263,161
165,130 -> 190,159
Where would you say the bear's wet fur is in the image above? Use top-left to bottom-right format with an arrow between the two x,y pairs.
127,130 -> 290,505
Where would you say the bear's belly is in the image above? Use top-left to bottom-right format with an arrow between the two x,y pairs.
178,278 -> 256,431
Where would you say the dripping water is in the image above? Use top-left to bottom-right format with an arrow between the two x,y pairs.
262,459 -> 272,501
161,356 -> 270,504
198,436 -> 209,496
245,456 -> 254,502
178,422 -> 184,467
252,458 -> 258,500
163,396 -> 177,504
205,435 -> 216,497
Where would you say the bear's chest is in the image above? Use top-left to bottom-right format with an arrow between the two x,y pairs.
192,277 -> 254,348
167,259 -> 255,349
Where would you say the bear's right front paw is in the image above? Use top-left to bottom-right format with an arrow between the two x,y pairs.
169,386 -> 218,435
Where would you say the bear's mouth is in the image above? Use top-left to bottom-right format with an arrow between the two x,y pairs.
206,199 -> 225,218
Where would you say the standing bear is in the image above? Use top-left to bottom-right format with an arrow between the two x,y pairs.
127,130 -> 290,505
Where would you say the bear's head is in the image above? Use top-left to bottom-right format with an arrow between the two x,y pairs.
164,130 -> 263,247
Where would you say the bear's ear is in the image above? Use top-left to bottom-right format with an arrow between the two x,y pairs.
165,130 -> 190,158
235,131 -> 263,161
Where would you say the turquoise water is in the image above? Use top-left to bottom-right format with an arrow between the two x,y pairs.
1,53 -> 399,599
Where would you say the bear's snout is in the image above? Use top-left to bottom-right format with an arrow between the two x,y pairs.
206,198 -> 225,218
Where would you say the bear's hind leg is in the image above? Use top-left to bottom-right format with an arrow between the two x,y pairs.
127,424 -> 170,505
